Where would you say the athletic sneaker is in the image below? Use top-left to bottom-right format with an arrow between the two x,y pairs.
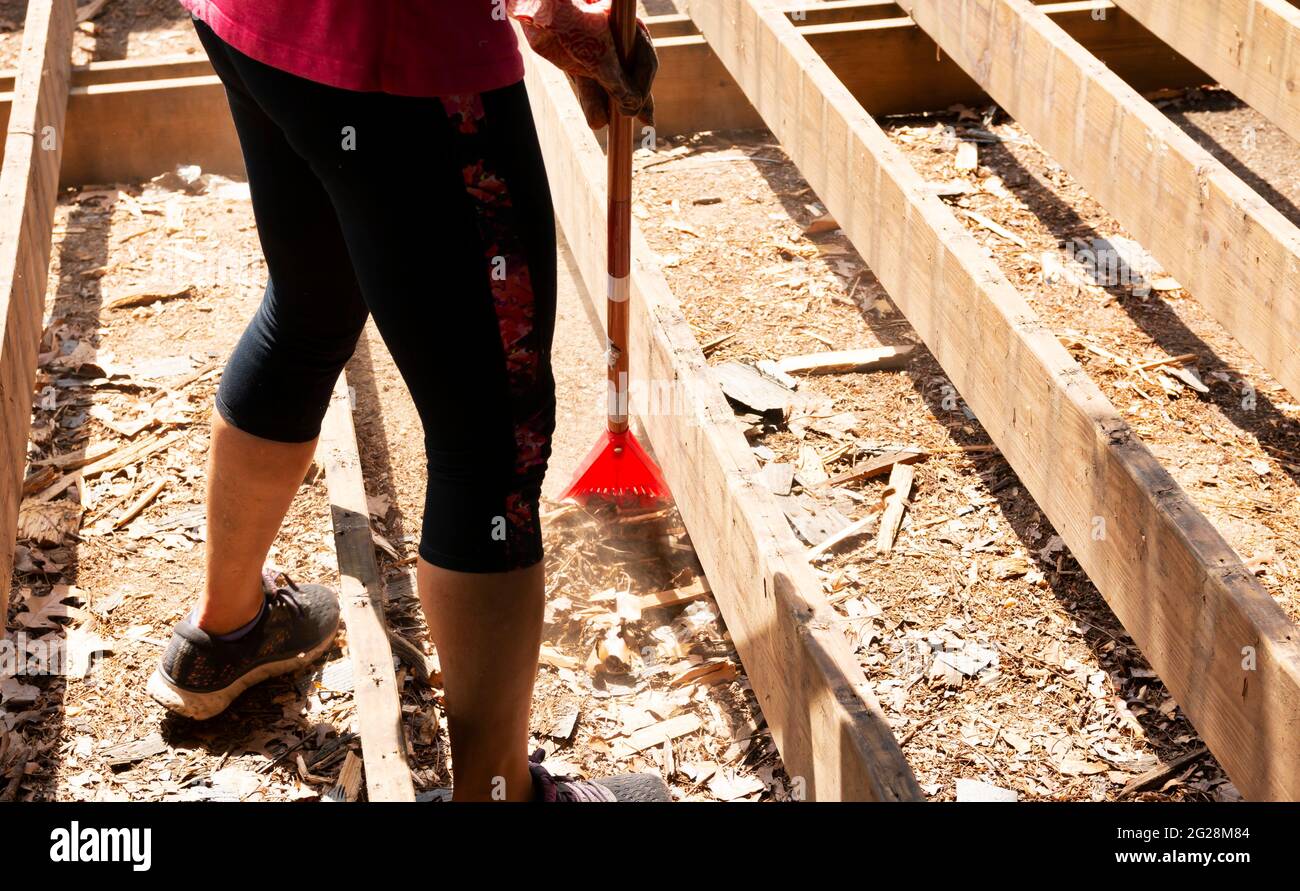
528,749 -> 672,802
147,572 -> 340,720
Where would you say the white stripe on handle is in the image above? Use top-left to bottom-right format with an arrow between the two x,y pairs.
608,273 -> 630,303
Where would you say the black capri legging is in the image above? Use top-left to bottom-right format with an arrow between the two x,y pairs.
194,19 -> 558,573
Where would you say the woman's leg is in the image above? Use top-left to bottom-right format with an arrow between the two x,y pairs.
148,22 -> 368,719
419,560 -> 544,801
195,21 -> 371,624
197,416 -> 317,634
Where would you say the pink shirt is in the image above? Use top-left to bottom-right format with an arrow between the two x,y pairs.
181,0 -> 525,97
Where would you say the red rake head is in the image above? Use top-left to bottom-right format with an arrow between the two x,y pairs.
561,429 -> 671,507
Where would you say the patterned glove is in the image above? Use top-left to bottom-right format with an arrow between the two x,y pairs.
508,0 -> 658,130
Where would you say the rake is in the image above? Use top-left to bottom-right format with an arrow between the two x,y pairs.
561,0 -> 670,506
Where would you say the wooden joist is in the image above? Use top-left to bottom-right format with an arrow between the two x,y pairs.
318,374 -> 415,802
899,0 -> 1300,412
1113,0 -> 1300,143
0,1 -> 1207,186
0,0 -> 75,637
520,31 -> 922,801
0,60 -> 246,185
649,0 -> 1209,135
682,0 -> 1300,800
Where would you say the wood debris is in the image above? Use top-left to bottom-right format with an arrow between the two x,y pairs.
959,208 -> 1028,248
617,714 -> 703,756
955,140 -> 979,171
774,344 -> 914,375
713,360 -> 797,420
875,461 -> 916,554
325,752 -> 364,802
104,283 -> 195,311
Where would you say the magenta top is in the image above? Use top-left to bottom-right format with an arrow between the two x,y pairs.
180,0 -> 525,97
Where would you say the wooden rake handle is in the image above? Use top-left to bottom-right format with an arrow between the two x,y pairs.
605,0 -> 638,434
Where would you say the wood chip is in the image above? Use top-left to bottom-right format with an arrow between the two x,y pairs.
636,577 -> 711,612
955,778 -> 1018,801
101,733 -> 168,769
1118,747 -> 1209,799
17,499 -> 81,545
325,751 -> 364,802
104,284 -> 195,310
807,509 -> 880,561
620,713 -> 702,754
111,477 -> 167,529
959,208 -> 1028,248
670,660 -> 738,688
875,462 -> 916,554
955,140 -> 979,171
775,344 -> 914,375
801,212 -> 839,236
538,644 -> 580,670
759,461 -> 795,496
821,450 -> 924,488
713,361 -> 796,420
1133,352 -> 1198,371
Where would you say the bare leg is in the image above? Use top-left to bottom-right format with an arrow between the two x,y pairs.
196,412 -> 317,634
418,558 -> 545,802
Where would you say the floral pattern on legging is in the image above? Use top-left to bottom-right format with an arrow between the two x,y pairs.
440,91 -> 548,567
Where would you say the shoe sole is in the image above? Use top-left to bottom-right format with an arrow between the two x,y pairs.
595,773 -> 673,802
146,620 -> 338,721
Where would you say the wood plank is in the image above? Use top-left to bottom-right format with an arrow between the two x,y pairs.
900,0 -> 1300,421
0,0 -> 75,639
1114,0 -> 1300,142
682,0 -> 1300,801
318,374 -> 415,802
520,33 -> 921,802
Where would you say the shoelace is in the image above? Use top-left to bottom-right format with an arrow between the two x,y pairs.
261,567 -> 303,617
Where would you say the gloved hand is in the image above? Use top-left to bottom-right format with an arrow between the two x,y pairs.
508,0 -> 657,130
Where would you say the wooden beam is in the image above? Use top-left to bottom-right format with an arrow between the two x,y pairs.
0,0 -> 75,637
318,374 -> 415,802
648,1 -> 917,37
0,72 -> 244,186
652,0 -> 1204,35
682,0 -> 1300,801
649,1 -> 1208,134
899,0 -> 1300,465
520,34 -> 922,802
0,53 -> 213,91
61,75 -> 244,186
1113,0 -> 1300,143
0,4 -> 1208,187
